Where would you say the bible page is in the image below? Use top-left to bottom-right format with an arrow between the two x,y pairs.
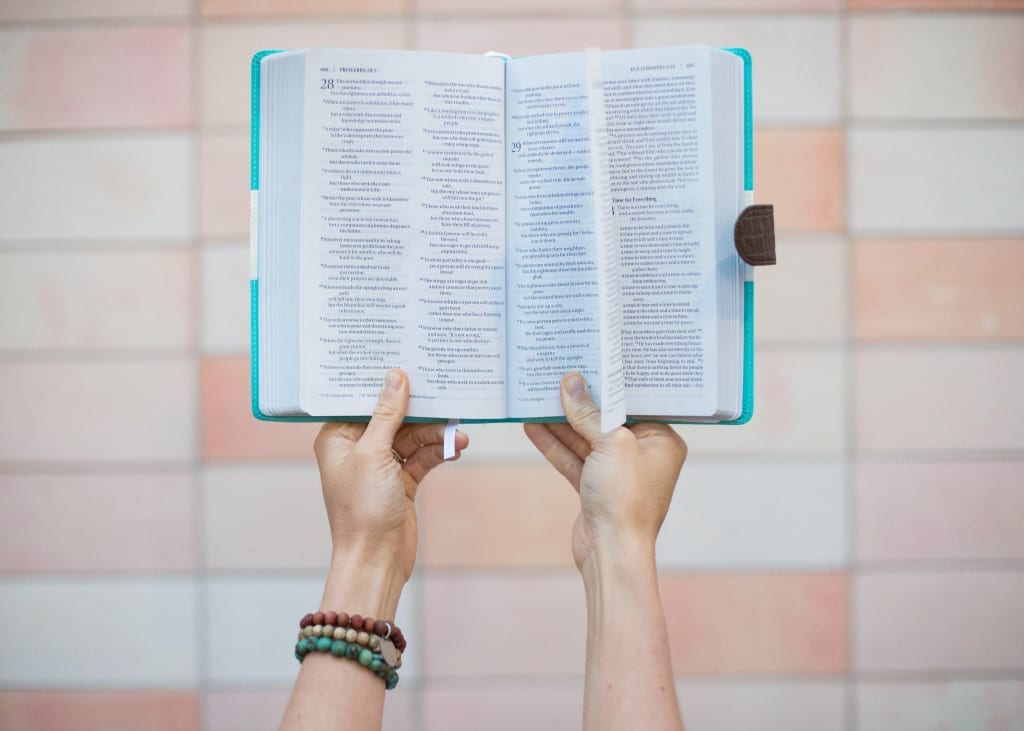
602,46 -> 720,417
505,52 -> 623,425
297,50 -> 507,419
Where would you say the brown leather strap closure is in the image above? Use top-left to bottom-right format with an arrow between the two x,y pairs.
734,204 -> 776,266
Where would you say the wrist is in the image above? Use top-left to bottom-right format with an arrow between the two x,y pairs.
321,548 -> 407,620
580,532 -> 659,592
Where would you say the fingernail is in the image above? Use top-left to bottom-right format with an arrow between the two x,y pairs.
384,370 -> 402,392
565,373 -> 586,398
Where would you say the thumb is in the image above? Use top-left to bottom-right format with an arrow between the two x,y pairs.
361,369 -> 409,449
559,372 -> 603,444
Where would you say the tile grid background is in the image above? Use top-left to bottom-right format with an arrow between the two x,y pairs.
0,0 -> 1023,730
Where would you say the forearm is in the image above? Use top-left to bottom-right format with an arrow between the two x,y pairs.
581,538 -> 683,731
280,551 -> 405,731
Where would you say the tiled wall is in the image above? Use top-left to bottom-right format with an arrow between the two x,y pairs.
0,1 -> 1022,730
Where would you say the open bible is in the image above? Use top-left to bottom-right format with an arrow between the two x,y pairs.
251,45 -> 773,428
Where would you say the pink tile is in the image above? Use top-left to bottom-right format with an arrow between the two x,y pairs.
416,18 -> 626,56
856,571 -> 1024,671
0,136 -> 192,241
854,239 -> 1024,340
850,0 -> 1024,8
200,22 -> 407,127
0,27 -> 190,131
423,573 -> 586,677
423,685 -> 583,731
850,15 -> 1024,120
0,360 -> 195,463
203,463 -> 331,569
0,472 -> 194,572
755,128 -> 844,232
855,348 -> 1024,452
419,463 -> 578,568
202,690 -> 289,731
200,133 -> 249,238
417,0 -> 620,11
201,356 -> 320,459
856,680 -> 1024,731
858,462 -> 1024,562
0,0 -> 189,21
661,573 -> 849,674
202,0 -> 402,15
0,692 -> 199,731
635,0 -> 837,7
677,681 -> 845,731
0,250 -> 193,351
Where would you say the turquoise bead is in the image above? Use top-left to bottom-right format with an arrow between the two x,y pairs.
369,659 -> 382,672
330,640 -> 347,657
385,672 -> 399,690
316,637 -> 332,652
358,648 -> 373,666
298,639 -> 310,653
346,644 -> 360,659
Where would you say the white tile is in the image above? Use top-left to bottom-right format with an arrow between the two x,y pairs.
202,462 -> 331,569
681,349 -> 846,454
205,577 -> 420,684
677,681 -> 845,731
850,127 -> 1024,233
0,250 -> 193,351
658,459 -> 847,569
850,15 -> 1024,120
856,347 -> 1024,452
756,236 -> 846,343
632,16 -> 841,124
0,359 -> 196,463
0,136 -> 192,242
202,244 -> 250,354
457,422 -> 550,464
856,680 -> 1024,731
0,578 -> 197,687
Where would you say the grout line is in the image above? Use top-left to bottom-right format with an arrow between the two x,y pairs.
837,1 -> 858,729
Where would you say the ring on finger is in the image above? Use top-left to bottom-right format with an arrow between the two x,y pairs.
391,448 -> 406,465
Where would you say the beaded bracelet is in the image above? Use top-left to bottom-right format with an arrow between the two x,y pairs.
295,635 -> 400,690
299,611 -> 407,653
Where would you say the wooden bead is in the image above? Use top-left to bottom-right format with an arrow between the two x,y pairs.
362,617 -> 375,632
351,614 -> 363,628
313,612 -> 325,625
325,611 -> 338,626
373,620 -> 387,636
300,613 -> 314,628
356,631 -> 370,646
337,612 -> 349,628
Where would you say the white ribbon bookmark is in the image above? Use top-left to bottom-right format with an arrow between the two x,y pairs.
443,419 -> 459,460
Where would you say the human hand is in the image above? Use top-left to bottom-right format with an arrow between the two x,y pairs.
314,369 -> 469,597
523,372 -> 686,573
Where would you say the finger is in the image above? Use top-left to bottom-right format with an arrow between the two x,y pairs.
629,423 -> 688,464
546,422 -> 592,461
313,421 -> 368,459
392,422 -> 469,460
361,369 -> 410,450
559,372 -> 604,444
403,443 -> 461,484
523,423 -> 583,492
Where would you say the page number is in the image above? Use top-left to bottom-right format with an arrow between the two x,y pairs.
321,78 -> 334,90
511,141 -> 521,153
